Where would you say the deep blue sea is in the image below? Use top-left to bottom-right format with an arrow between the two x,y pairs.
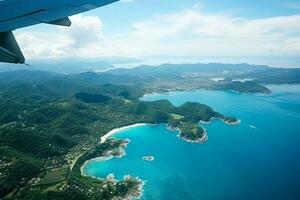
83,85 -> 300,200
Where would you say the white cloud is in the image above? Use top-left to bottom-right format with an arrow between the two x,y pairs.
16,15 -> 114,59
15,10 -> 300,60
129,10 -> 300,56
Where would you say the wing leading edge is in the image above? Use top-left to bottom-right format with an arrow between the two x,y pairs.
0,0 -> 119,64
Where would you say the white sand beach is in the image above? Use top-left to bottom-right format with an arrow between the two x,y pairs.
100,123 -> 147,143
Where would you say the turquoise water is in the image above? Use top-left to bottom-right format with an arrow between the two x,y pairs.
83,85 -> 300,200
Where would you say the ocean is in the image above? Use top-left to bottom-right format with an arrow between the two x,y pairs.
83,85 -> 300,200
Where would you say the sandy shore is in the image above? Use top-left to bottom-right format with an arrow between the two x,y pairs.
100,123 -> 147,143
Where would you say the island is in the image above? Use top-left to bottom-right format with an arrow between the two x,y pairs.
142,155 -> 155,161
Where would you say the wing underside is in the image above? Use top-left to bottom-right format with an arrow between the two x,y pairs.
0,31 -> 25,64
0,0 -> 119,64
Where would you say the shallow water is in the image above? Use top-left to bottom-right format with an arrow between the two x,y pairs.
83,85 -> 300,200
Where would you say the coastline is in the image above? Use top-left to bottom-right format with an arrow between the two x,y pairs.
100,123 -> 147,143
83,123 -> 148,177
82,128 -> 145,200
200,117 -> 241,126
81,155 -> 114,178
81,139 -> 131,177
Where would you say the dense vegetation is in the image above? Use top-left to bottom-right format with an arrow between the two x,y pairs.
75,92 -> 111,103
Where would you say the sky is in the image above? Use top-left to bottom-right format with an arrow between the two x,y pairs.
15,0 -> 300,67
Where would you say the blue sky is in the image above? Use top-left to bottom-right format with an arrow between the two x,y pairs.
93,0 -> 300,32
16,0 -> 300,67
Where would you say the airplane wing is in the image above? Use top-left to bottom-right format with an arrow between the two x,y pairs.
0,0 -> 119,64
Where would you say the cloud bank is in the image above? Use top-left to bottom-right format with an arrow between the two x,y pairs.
16,9 -> 300,61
